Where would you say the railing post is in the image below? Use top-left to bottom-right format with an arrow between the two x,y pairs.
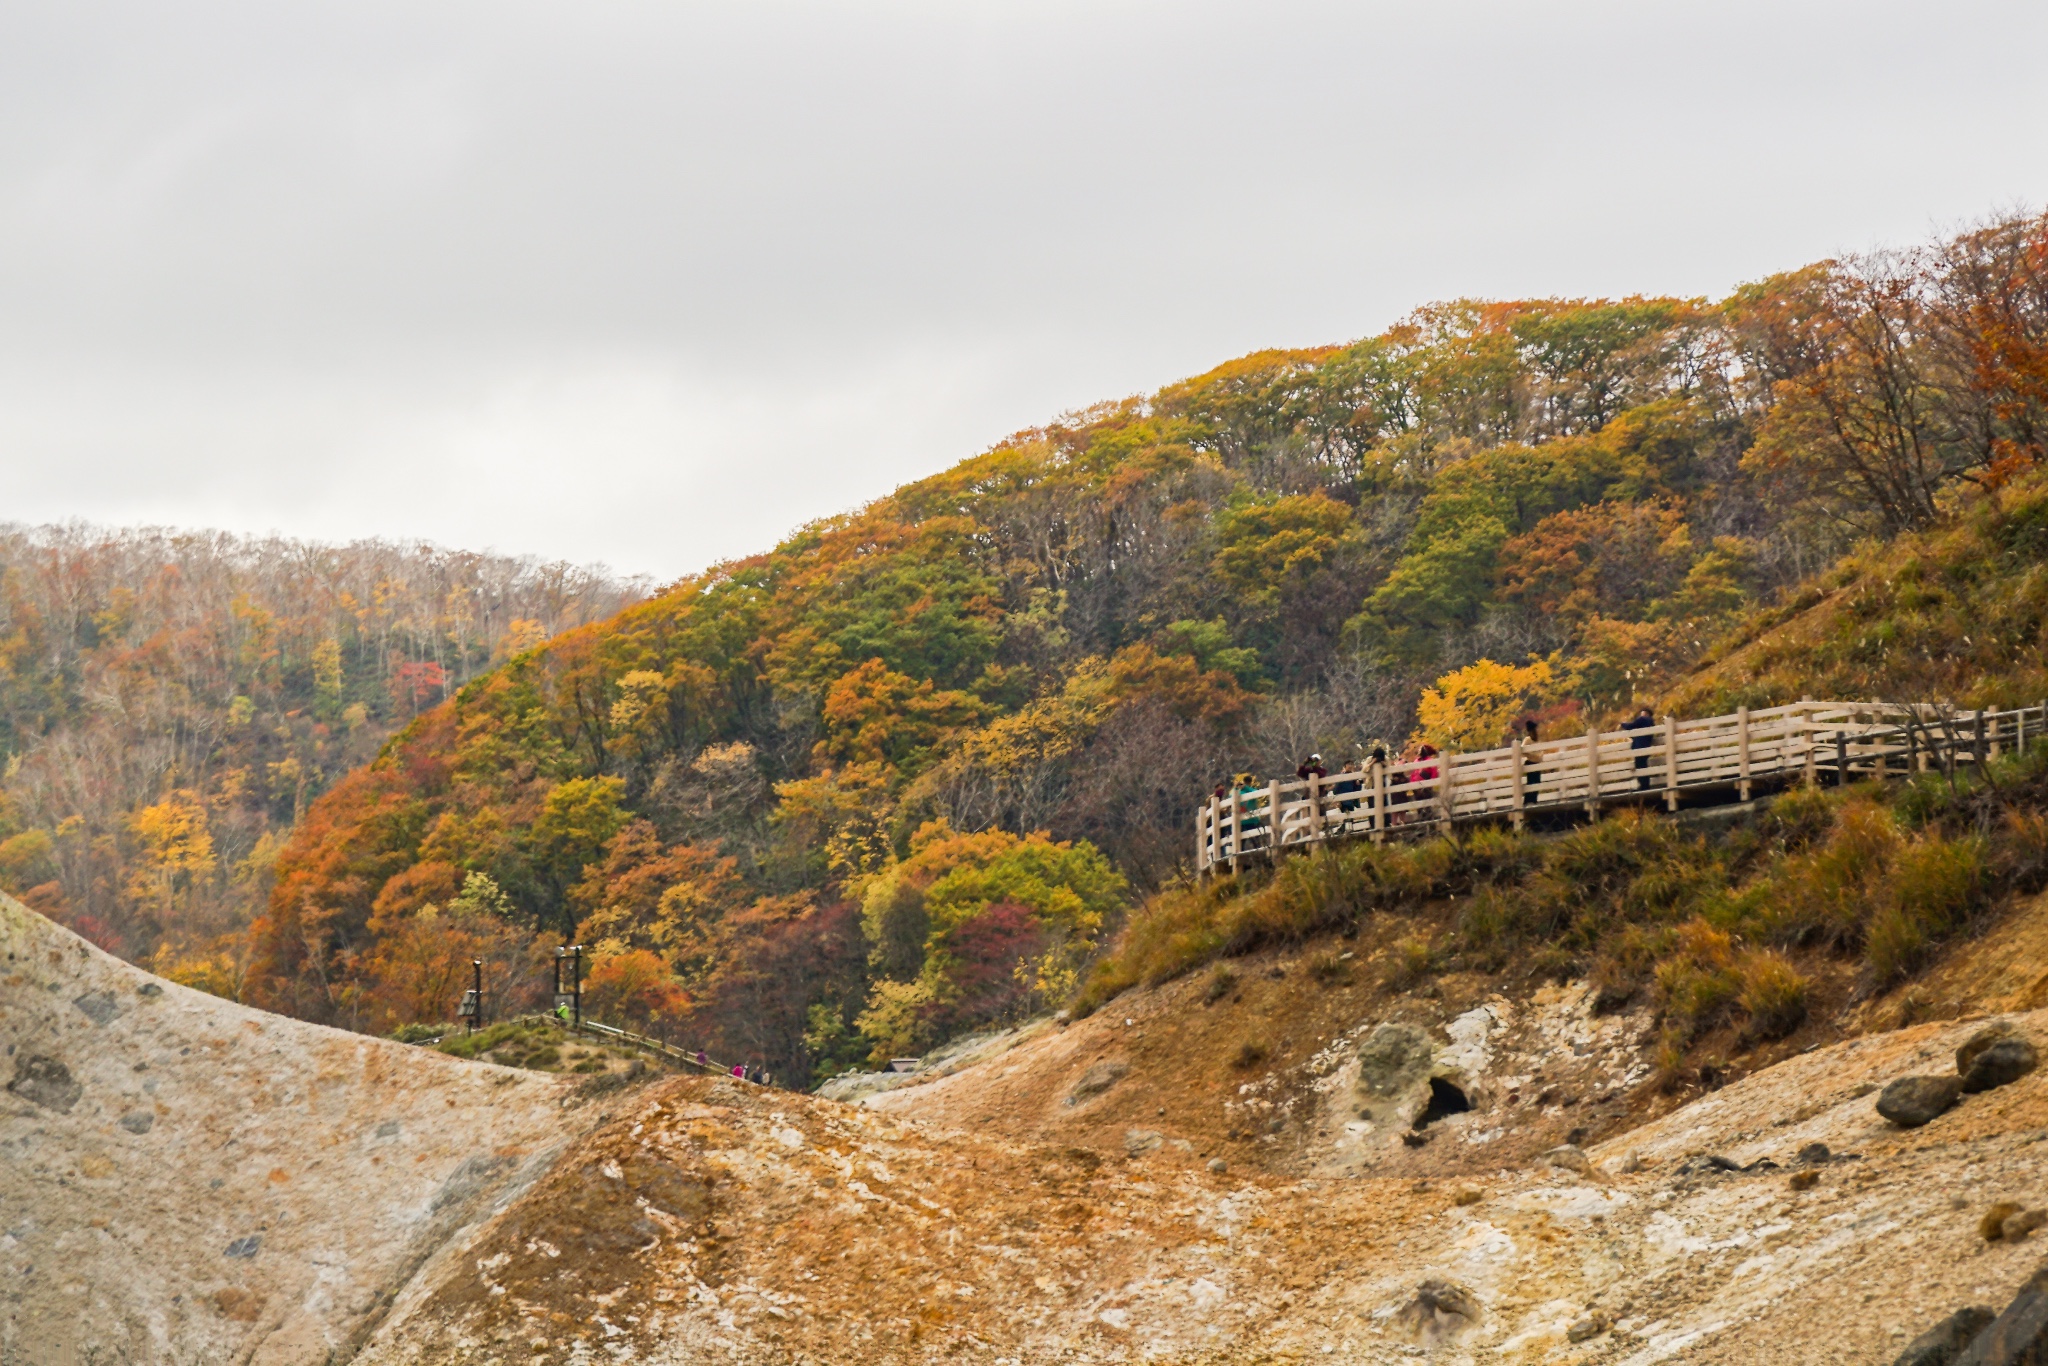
1736,706 -> 1752,802
1801,698 -> 1817,788
1510,738 -> 1526,831
1584,725 -> 1601,816
1662,715 -> 1679,812
1266,778 -> 1283,861
1228,787 -> 1242,876
1198,797 -> 1212,876
1308,769 -> 1326,845
1836,729 -> 1849,786
1372,760 -> 1388,845
1438,754 -> 1455,830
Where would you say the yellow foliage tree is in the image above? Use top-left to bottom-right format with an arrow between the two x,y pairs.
1413,657 -> 1558,752
127,791 -> 216,916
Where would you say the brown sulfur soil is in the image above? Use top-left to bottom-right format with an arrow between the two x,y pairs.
18,886 -> 2048,1363
364,1007 -> 2048,1365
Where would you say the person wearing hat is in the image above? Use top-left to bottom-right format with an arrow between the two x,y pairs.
1295,753 -> 1326,782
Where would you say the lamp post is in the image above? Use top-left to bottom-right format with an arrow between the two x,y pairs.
553,944 -> 583,1028
457,958 -> 482,1034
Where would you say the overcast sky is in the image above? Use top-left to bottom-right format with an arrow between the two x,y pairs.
2,0 -> 2044,582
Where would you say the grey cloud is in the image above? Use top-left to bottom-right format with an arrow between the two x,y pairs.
1,0 -> 2045,576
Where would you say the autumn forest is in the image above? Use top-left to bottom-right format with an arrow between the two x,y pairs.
9,210 -> 2047,1085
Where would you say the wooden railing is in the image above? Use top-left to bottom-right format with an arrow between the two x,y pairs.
494,1013 -> 761,1081
1195,700 -> 2048,875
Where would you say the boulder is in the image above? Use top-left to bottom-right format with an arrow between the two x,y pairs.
1355,1023 -> 1435,1127
1393,1279 -> 1480,1346
1877,1075 -> 1963,1128
1067,1060 -> 1129,1104
1963,1040 -> 2040,1094
6,1054 -> 81,1113
1982,1204 -> 2025,1242
1795,1141 -> 1832,1165
1958,1022 -> 2026,1075
1955,1267 -> 2048,1366
2005,1210 -> 2048,1242
1543,1144 -> 1591,1174
1895,1305 -> 1995,1366
1675,1153 -> 1745,1177
1567,1311 -> 1611,1344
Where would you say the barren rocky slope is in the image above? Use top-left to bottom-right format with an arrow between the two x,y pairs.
353,1010 -> 2048,1364
0,893 -> 599,1365
365,912 -> 2048,1363
12,890 -> 2048,1364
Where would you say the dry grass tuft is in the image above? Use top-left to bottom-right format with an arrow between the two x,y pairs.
1305,949 -> 1352,986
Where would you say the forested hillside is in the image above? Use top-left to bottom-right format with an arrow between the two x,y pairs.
246,211 -> 2047,1082
0,526 -> 645,990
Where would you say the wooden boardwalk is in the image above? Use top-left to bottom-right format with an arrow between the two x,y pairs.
1196,699 -> 2048,875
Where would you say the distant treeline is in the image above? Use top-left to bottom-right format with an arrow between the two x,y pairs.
0,524 -> 647,994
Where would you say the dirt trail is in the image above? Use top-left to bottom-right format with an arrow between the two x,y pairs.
0,893 -> 594,1365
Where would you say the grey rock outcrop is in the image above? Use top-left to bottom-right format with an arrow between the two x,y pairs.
1877,1074 -> 1963,1128
1956,1266 -> 2048,1365
1896,1305 -> 1994,1366
1958,1022 -> 2026,1076
1355,1022 -> 1434,1125
1962,1039 -> 2039,1093
1068,1060 -> 1129,1104
1544,1144 -> 1592,1174
7,1053 -> 82,1112
1394,1279 -> 1480,1346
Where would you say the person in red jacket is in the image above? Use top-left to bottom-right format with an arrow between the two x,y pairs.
1412,744 -> 1440,819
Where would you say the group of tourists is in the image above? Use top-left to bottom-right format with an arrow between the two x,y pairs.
1211,741 -> 1447,847
690,1048 -> 769,1085
1285,745 -> 1443,823
1214,704 -> 1667,855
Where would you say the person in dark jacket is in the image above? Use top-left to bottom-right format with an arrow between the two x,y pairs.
1332,760 -> 1363,814
1520,718 -> 1542,796
1621,707 -> 1657,789
1296,753 -> 1327,782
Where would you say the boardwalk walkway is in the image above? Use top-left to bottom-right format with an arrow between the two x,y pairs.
1196,699 -> 2048,875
